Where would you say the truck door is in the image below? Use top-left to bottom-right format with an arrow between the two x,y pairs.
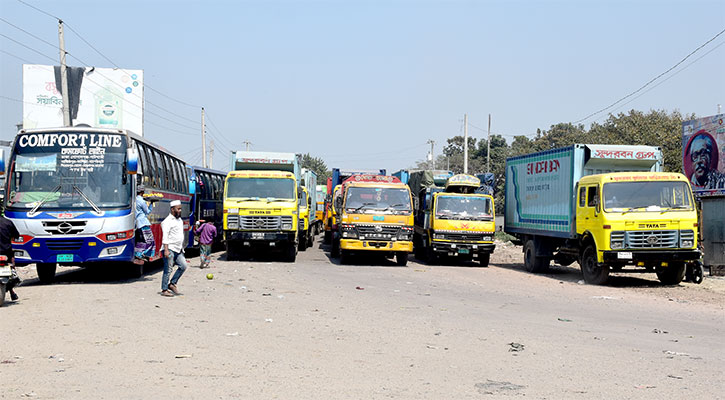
576,185 -> 599,236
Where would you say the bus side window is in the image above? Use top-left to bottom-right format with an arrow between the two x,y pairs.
169,157 -> 179,192
176,161 -> 186,193
139,143 -> 154,188
154,151 -> 166,190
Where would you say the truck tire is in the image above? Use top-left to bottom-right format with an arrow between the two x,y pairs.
324,231 -> 331,244
339,249 -> 350,265
36,263 -> 57,284
656,262 -> 686,285
298,232 -> 307,251
479,253 -> 490,268
225,242 -> 237,261
331,238 -> 340,258
307,231 -> 314,248
0,284 -> 6,307
285,243 -> 297,263
426,245 -> 438,265
523,240 -> 549,273
580,244 -> 609,285
396,252 -> 408,266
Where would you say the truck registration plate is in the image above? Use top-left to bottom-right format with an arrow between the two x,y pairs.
458,248 -> 470,254
252,232 -> 265,240
617,252 -> 633,260
0,266 -> 10,275
57,254 -> 73,262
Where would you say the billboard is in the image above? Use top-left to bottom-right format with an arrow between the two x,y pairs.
22,64 -> 143,136
682,114 -> 725,196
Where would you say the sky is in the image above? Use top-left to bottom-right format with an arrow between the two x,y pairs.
1,0 -> 723,174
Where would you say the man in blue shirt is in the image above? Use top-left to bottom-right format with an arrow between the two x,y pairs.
134,185 -> 155,261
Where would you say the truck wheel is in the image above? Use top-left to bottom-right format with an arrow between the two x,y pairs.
324,231 -> 331,245
523,240 -> 549,273
479,253 -> 490,268
298,233 -> 307,251
426,246 -> 438,265
396,252 -> 408,266
656,262 -> 686,285
0,284 -> 6,307
225,242 -> 237,261
285,244 -> 297,263
36,263 -> 57,284
331,238 -> 340,258
339,249 -> 350,265
307,231 -> 314,248
580,244 -> 609,285
692,262 -> 704,284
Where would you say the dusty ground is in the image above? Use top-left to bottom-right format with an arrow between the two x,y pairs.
2,239 -> 723,399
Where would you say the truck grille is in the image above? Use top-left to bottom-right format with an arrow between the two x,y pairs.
46,239 -> 84,251
42,220 -> 86,235
619,230 -> 679,248
440,232 -> 489,241
356,224 -> 400,240
239,215 -> 293,230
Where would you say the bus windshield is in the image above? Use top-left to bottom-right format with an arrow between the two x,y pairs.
603,181 -> 693,212
344,187 -> 411,214
435,195 -> 493,220
6,132 -> 131,211
226,177 -> 295,200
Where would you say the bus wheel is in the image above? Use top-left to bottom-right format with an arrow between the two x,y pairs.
396,252 -> 408,266
479,253 -> 490,268
656,262 -> 686,285
36,263 -> 57,284
581,244 -> 609,285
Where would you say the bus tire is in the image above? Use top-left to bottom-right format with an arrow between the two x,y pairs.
479,253 -> 490,268
656,262 -> 686,285
523,239 -> 549,273
396,252 -> 408,266
36,263 -> 57,284
581,244 -> 609,285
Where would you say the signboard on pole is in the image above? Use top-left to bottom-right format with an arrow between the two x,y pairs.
22,64 -> 144,136
682,114 -> 725,196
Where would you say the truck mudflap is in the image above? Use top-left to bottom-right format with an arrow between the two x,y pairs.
432,241 -> 495,256
341,239 -> 413,252
227,231 -> 295,243
602,249 -> 700,263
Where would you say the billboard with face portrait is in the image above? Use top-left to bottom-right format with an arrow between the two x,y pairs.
682,114 -> 725,196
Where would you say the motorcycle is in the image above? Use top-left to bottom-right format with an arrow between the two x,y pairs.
0,255 -> 19,306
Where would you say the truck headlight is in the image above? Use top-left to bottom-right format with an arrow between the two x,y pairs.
228,208 -> 239,214
341,224 -> 358,239
482,236 -> 493,242
681,240 -> 693,248
433,233 -> 445,240
228,221 -> 239,230
611,241 -> 623,249
282,223 -> 293,230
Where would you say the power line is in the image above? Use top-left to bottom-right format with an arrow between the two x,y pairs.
574,27 -> 725,124
0,16 -> 60,51
0,48 -> 34,64
16,0 -> 60,20
204,111 -> 238,149
0,32 -> 56,62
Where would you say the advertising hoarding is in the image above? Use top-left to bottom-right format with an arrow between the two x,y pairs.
22,64 -> 143,136
682,114 -> 725,196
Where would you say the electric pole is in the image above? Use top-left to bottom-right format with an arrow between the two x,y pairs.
487,113 -> 491,173
209,139 -> 214,169
58,20 -> 70,127
243,140 -> 251,151
201,107 -> 207,167
463,113 -> 468,174
427,139 -> 435,170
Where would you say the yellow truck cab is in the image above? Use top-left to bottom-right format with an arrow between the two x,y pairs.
298,186 -> 312,251
505,144 -> 699,285
224,152 -> 301,262
413,173 -> 496,267
333,175 -> 414,266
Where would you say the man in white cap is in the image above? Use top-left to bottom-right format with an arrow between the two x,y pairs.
160,200 -> 187,297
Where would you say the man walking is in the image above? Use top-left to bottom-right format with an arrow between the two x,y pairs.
194,220 -> 217,269
161,200 -> 187,297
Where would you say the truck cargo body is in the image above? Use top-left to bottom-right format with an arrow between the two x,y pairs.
504,144 -> 698,285
224,151 -> 301,262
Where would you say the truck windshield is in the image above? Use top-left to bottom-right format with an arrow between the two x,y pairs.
345,187 -> 411,213
435,196 -> 493,220
603,181 -> 693,212
226,177 -> 295,200
6,132 -> 131,211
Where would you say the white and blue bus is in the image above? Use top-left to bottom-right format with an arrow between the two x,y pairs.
2,127 -> 192,282
187,165 -> 225,249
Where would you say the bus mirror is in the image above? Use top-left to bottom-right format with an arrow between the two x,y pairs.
189,180 -> 196,195
126,148 -> 138,175
0,149 -> 4,176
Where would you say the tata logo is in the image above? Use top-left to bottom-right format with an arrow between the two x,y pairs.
250,210 -> 271,215
526,159 -> 560,175
639,223 -> 666,228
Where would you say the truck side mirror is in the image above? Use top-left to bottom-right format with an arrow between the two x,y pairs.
0,149 -> 4,176
126,148 -> 138,175
335,196 -> 343,211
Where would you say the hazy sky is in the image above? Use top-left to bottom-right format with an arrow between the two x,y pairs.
1,0 -> 723,173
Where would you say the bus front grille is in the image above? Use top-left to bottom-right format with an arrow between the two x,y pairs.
46,239 -> 85,251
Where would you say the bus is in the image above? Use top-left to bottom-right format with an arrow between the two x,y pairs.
2,127 -> 192,282
187,165 -> 225,250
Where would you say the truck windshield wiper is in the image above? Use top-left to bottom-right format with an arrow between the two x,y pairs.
267,198 -> 293,203
28,184 -> 62,217
73,185 -> 103,215
621,206 -> 648,215
350,202 -> 376,213
380,203 -> 408,212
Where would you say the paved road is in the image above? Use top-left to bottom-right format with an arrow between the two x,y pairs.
2,238 -> 723,399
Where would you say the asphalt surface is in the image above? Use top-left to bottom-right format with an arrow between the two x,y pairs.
2,238 -> 723,399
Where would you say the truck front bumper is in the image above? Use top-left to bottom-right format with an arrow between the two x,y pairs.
602,249 -> 700,264
226,231 -> 296,245
431,240 -> 495,256
341,239 -> 412,252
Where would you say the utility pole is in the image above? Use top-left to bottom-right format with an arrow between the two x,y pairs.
487,113 -> 491,173
243,140 -> 251,151
426,139 -> 435,170
463,113 -> 468,174
201,107 -> 207,167
58,20 -> 71,127
209,139 -> 214,169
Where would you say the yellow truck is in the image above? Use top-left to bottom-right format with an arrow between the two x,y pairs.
332,175 -> 414,266
224,152 -> 301,262
412,173 -> 496,267
297,186 -> 312,251
505,144 -> 699,285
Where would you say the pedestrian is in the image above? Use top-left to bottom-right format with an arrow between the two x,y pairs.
0,207 -> 21,301
160,200 -> 187,297
194,219 -> 217,269
134,185 -> 155,261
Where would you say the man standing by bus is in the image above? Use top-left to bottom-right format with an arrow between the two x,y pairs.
160,200 -> 187,297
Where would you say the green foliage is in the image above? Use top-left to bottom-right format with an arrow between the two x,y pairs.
301,153 -> 331,182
